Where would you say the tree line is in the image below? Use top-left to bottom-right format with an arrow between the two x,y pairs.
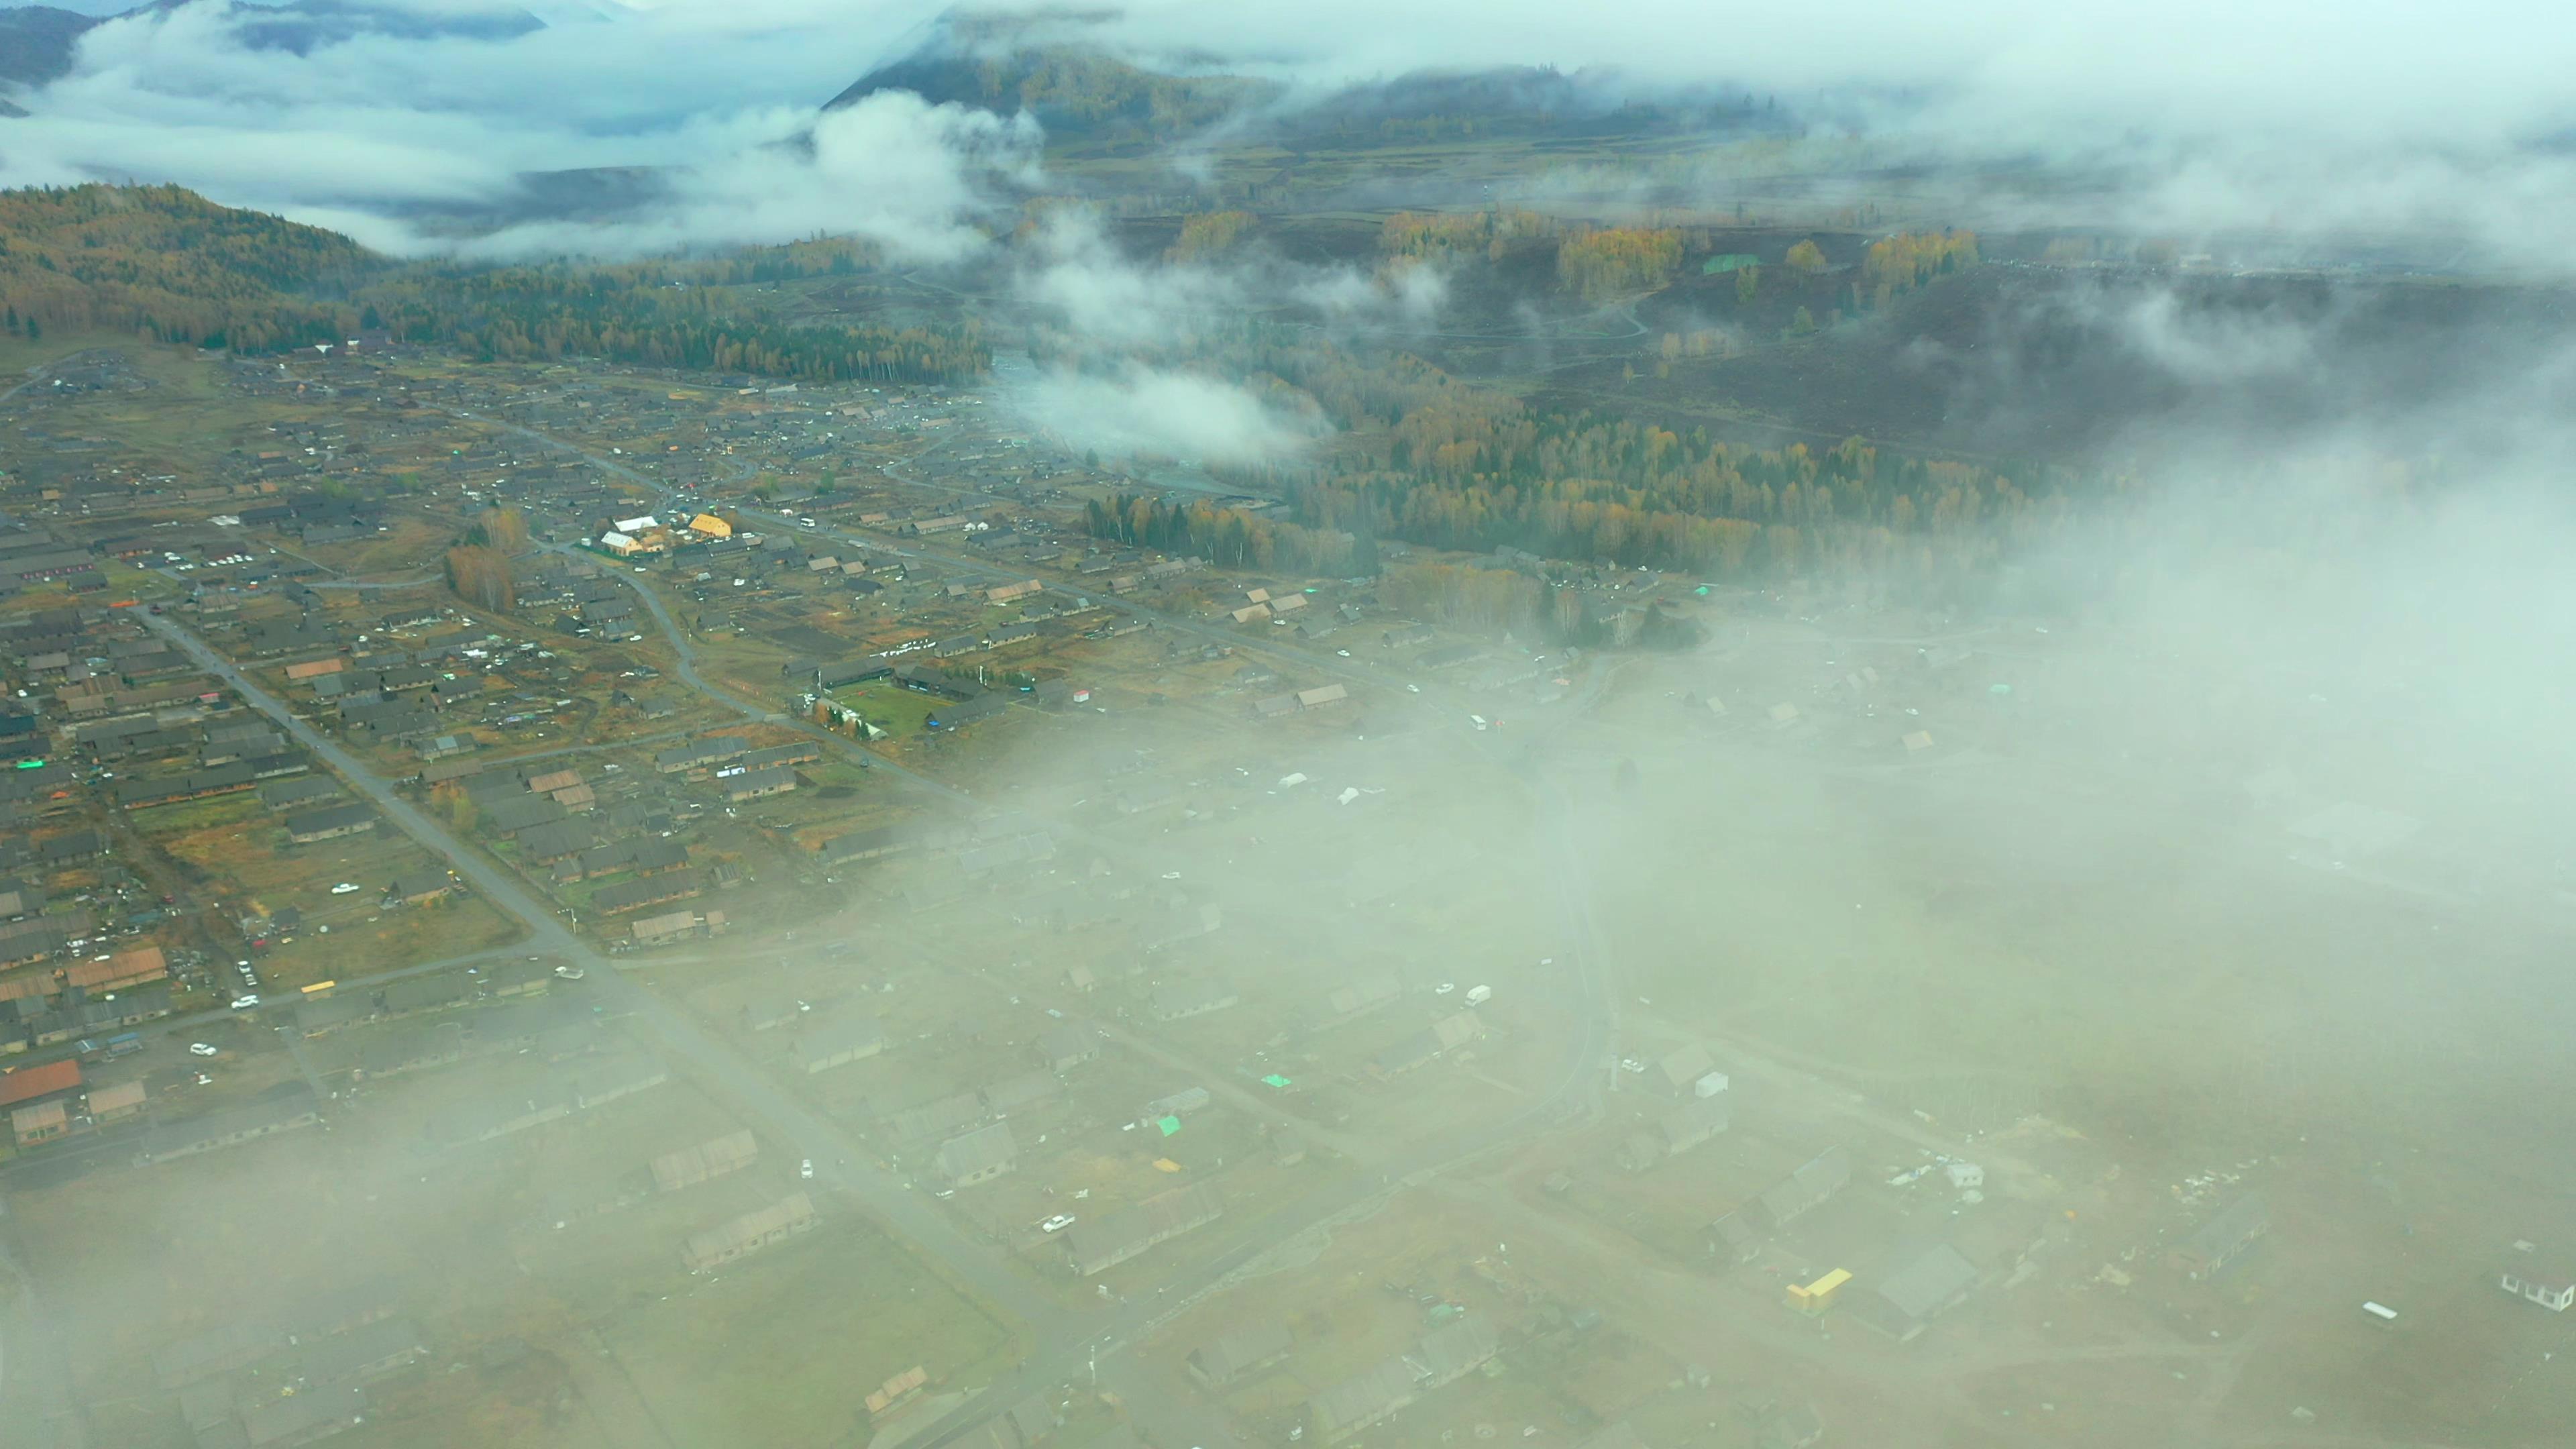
1081,492 -> 1377,577
365,266 -> 987,384
0,183 -> 987,385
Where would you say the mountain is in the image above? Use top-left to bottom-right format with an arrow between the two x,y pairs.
0,4 -> 100,89
826,16 -> 1783,152
825,13 -> 1277,139
0,0 -> 543,94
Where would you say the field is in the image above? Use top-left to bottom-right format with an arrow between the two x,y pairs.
126,789 -> 522,985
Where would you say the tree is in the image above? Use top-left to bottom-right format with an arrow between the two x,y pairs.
1735,264 -> 1759,305
1784,239 -> 1827,272
1788,306 -> 1817,336
443,545 -> 515,612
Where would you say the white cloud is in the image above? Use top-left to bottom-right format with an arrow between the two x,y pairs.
1018,364 -> 1325,465
0,0 -> 2568,271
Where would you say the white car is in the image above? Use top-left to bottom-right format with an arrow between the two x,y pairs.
1617,1057 -> 1645,1073
230,994 -> 262,1010
553,965 -> 585,980
329,882 -> 362,895
1434,982 -> 1456,995
800,1159 -> 815,1180
1040,1214 -> 1076,1233
189,1042 -> 219,1057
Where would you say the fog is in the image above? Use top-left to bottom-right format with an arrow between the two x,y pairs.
0,0 -> 2568,266
7,5 -> 2576,1448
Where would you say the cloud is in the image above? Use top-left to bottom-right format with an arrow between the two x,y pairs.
2,0 -> 2570,273
1016,363 -> 1326,465
0,0 -> 1012,258
450,92 -> 1042,262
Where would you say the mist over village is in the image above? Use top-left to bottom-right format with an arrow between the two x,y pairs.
0,3 -> 2570,1449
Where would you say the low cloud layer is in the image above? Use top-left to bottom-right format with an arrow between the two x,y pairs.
1014,363 -> 1326,466
1,0 -> 2569,268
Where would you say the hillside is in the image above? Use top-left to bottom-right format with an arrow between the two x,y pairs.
826,20 -> 1277,138
0,182 -> 374,350
0,4 -> 99,89
0,182 -> 985,383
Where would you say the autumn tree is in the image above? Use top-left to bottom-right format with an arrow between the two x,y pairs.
1860,230 -> 1979,297
1556,227 -> 1684,303
443,545 -> 515,612
1167,211 -> 1256,263
1784,239 -> 1827,272
464,506 -> 528,553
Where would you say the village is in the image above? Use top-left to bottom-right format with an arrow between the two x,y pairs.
1,335 -> 2573,1449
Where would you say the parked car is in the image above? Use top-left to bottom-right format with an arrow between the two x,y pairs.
329,883 -> 361,895
229,994 -> 261,1010
1040,1214 -> 1076,1233
553,965 -> 585,980
189,1042 -> 219,1057
800,1159 -> 814,1179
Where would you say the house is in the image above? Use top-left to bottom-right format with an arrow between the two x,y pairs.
1187,1322 -> 1293,1389
1307,1356 -> 1422,1446
1064,1182 -> 1224,1275
1758,1146 -> 1853,1230
723,765 -> 798,801
883,1090 -> 986,1144
1851,1242 -> 1982,1341
1143,1087 -> 1212,1119
384,871 -> 458,906
517,819 -> 598,863
1306,1317 -> 1497,1445
87,1077 -> 146,1122
1415,1315 -> 1500,1384
297,1316 -> 424,1385
1034,1025 -> 1097,1073
650,1128 -> 759,1192
1148,979 -> 1238,1022
927,692 -> 1011,729
1649,1042 -> 1717,1097
0,1057 -> 80,1112
655,737 -> 749,773
934,1122 -> 1018,1187
237,1381 -> 368,1446
2501,1269 -> 2576,1312
681,1193 -> 816,1271
260,775 -> 341,811
1326,974 -> 1403,1018
2170,1193 -> 2269,1280
631,909 -> 702,945
788,1016 -> 885,1073
284,803 -> 376,844
13,1098 -> 68,1146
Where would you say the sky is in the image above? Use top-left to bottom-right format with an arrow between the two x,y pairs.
0,0 -> 2569,264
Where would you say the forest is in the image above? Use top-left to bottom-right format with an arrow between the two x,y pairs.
0,184 -> 985,384
364,266 -> 987,384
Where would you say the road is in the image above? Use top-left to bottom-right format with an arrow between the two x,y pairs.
140,608 -> 1285,1449
393,408 -> 1628,1447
